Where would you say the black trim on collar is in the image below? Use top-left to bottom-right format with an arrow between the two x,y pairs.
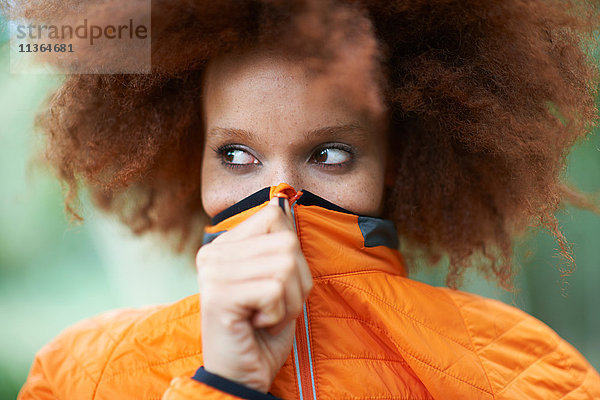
294,189 -> 354,214
210,186 -> 384,225
210,186 -> 357,226
205,186 -> 400,249
211,187 -> 271,225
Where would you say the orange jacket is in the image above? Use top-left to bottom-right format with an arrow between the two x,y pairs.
19,183 -> 600,399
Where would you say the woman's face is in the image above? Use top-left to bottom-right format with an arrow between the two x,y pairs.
200,50 -> 390,219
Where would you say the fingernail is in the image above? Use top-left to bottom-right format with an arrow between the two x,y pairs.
279,197 -> 288,215
270,196 -> 288,215
283,197 -> 291,215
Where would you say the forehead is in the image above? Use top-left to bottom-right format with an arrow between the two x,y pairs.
200,51 -> 378,138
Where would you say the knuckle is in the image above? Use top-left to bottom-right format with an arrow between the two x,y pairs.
196,243 -> 216,266
265,280 -> 285,302
195,246 -> 207,267
279,231 -> 298,251
197,243 -> 227,270
289,298 -> 303,316
200,287 -> 220,307
264,204 -> 280,219
301,273 -> 314,296
198,264 -> 215,283
196,252 -> 222,284
277,254 -> 296,276
218,313 -> 236,329
306,280 -> 314,295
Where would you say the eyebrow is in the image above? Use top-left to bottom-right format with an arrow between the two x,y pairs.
207,123 -> 370,145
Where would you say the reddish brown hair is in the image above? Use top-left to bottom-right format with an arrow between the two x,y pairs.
4,0 -> 600,288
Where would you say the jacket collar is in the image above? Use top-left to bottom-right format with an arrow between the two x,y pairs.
203,183 -> 407,278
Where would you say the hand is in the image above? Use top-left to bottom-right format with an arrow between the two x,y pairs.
196,196 -> 314,393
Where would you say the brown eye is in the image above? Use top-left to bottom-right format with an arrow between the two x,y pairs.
312,147 -> 352,165
223,148 -> 257,164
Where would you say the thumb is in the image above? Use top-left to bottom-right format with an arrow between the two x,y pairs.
271,194 -> 295,232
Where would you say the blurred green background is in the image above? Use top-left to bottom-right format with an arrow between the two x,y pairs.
1,14 -> 599,400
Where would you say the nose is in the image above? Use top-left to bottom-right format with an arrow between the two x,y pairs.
265,162 -> 304,193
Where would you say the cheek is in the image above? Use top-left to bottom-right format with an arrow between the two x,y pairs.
200,152 -> 224,218
348,160 -> 387,215
200,182 -> 220,218
200,155 -> 259,218
352,173 -> 386,215
313,167 -> 386,217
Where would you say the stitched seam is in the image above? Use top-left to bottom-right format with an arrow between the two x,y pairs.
35,352 -> 65,400
329,279 -> 472,349
474,318 -> 528,354
579,370 -> 596,400
313,314 -> 404,346
445,292 -> 496,398
91,320 -> 140,399
64,344 -> 105,384
92,306 -> 199,396
315,270 -> 403,280
105,351 -> 204,379
557,368 -> 587,400
128,308 -> 199,344
141,306 -> 199,329
313,313 -> 408,366
401,351 -> 492,394
578,369 -> 595,400
449,292 -> 591,399
312,312 -> 490,394
338,396 -> 430,400
495,343 -> 559,396
317,356 -> 408,364
314,313 -> 398,340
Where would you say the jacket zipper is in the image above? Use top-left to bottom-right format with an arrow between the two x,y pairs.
288,193 -> 318,400
293,303 -> 317,400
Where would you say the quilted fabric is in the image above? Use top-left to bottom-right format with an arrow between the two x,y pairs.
19,183 -> 600,399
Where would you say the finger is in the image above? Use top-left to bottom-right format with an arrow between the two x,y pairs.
199,252 -> 294,284
295,252 -> 314,298
199,251 -> 305,322
263,195 -> 294,233
272,194 -> 295,232
197,231 -> 301,279
197,241 -> 312,305
252,262 -> 304,331
256,318 -> 296,340
203,278 -> 286,326
199,226 -> 312,297
261,273 -> 304,336
253,258 -> 304,327
212,197 -> 294,244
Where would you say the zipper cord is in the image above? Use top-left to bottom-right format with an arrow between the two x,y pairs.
288,193 -> 318,400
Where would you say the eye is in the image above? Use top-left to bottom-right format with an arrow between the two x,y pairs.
222,148 -> 256,164
311,144 -> 353,168
213,144 -> 259,169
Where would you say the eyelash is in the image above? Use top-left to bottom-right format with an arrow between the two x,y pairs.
212,143 -> 354,170
212,144 -> 250,170
312,144 -> 354,169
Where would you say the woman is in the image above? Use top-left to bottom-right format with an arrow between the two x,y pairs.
10,0 -> 600,398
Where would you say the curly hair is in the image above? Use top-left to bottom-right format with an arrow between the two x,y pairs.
4,0 -> 600,288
